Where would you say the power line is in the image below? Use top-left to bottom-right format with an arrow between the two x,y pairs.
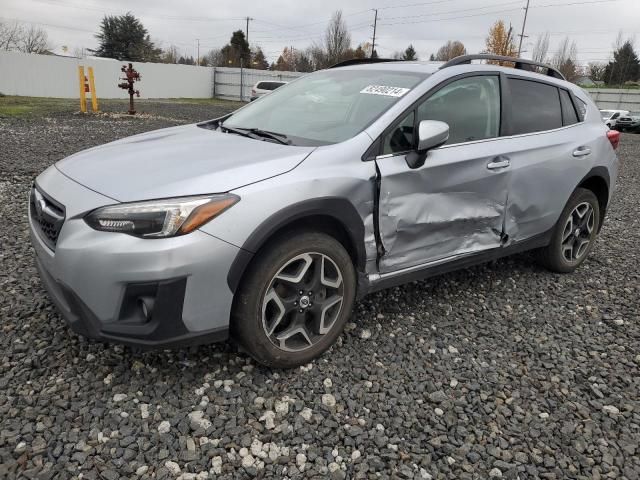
381,0 -> 524,21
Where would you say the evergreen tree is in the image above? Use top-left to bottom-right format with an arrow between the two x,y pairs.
220,30 -> 251,67
403,44 -> 417,61
296,53 -> 314,72
604,41 -> 640,86
91,13 -> 160,61
252,47 -> 269,69
177,56 -> 196,65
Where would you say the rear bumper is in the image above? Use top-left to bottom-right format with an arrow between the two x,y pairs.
614,123 -> 640,131
29,166 -> 240,349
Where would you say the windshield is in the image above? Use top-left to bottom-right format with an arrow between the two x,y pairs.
224,69 -> 427,145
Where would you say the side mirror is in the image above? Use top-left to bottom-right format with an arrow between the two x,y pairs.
406,120 -> 450,169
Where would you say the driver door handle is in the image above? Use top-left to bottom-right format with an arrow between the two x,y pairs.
487,157 -> 511,170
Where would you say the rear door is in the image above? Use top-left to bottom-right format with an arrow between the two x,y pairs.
501,77 -> 594,242
375,74 -> 511,272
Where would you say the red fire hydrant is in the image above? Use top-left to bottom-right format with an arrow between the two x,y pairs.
118,63 -> 141,115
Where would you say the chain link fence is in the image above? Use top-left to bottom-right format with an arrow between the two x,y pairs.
212,67 -> 304,101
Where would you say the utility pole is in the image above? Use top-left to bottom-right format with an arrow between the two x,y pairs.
196,38 -> 200,66
245,16 -> 253,44
371,9 -> 378,58
517,0 -> 530,57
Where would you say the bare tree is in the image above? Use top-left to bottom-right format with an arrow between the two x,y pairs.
161,45 -> 180,64
531,32 -> 550,64
552,37 -> 579,81
202,48 -> 223,67
19,24 -> 50,53
588,62 -> 606,82
434,40 -> 467,61
308,44 -> 328,70
0,21 -> 24,51
324,10 -> 351,66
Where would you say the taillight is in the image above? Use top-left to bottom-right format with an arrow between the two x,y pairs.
251,89 -> 256,96
607,130 -> 620,150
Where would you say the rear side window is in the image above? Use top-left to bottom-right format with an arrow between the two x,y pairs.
559,89 -> 579,126
257,81 -> 285,91
509,79 -> 562,134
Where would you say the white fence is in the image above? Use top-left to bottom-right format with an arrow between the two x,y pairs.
0,51 -> 305,100
0,50 -> 214,99
587,88 -> 640,112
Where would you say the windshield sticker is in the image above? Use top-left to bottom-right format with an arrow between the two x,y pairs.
360,85 -> 411,97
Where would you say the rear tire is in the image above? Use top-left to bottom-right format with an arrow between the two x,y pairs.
538,188 -> 600,273
231,231 -> 356,368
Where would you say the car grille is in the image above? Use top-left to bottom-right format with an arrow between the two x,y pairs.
29,185 -> 65,251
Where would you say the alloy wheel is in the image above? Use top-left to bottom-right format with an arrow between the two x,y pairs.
262,252 -> 344,352
561,202 -> 595,263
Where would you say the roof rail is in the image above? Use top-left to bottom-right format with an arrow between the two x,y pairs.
440,54 -> 566,80
329,58 -> 401,69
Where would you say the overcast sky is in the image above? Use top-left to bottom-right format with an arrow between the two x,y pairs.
3,0 -> 639,65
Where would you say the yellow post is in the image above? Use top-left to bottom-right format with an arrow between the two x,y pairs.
88,66 -> 98,112
78,65 -> 87,113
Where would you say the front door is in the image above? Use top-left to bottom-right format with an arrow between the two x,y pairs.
375,74 -> 510,272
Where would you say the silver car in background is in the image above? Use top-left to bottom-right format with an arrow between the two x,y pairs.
30,55 -> 620,367
250,80 -> 288,101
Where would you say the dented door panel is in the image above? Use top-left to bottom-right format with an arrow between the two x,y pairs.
376,141 -> 510,272
501,127 -> 597,242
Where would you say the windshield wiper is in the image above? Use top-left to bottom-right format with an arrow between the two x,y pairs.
245,128 -> 291,145
220,124 -> 291,145
219,124 -> 253,138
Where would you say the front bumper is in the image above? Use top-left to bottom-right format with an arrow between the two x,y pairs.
29,166 -> 241,349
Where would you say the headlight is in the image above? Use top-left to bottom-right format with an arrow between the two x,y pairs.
84,194 -> 239,238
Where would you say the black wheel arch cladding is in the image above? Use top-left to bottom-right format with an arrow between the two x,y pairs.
576,166 -> 610,232
226,197 -> 366,293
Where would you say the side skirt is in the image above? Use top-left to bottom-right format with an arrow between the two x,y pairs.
365,229 -> 552,294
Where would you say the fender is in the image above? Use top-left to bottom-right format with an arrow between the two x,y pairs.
226,197 -> 367,293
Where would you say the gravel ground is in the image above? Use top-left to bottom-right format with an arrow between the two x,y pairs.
1,101 -> 639,480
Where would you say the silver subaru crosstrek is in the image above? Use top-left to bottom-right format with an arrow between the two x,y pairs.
30,55 -> 620,367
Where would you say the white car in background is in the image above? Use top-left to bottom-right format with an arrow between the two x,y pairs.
600,109 -> 629,129
250,80 -> 288,101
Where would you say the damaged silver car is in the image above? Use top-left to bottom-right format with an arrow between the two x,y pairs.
30,55 -> 620,367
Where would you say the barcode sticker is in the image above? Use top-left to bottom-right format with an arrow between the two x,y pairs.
360,85 -> 410,97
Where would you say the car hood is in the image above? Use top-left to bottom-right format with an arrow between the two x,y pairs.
56,124 -> 315,202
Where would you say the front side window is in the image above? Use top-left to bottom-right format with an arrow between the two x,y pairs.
417,75 -> 501,145
382,111 -> 415,155
509,78 -> 562,134
225,69 -> 427,145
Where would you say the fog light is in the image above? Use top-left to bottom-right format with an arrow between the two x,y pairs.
138,296 -> 155,320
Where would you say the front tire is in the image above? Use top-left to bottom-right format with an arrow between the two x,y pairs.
538,188 -> 600,273
231,231 -> 356,368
